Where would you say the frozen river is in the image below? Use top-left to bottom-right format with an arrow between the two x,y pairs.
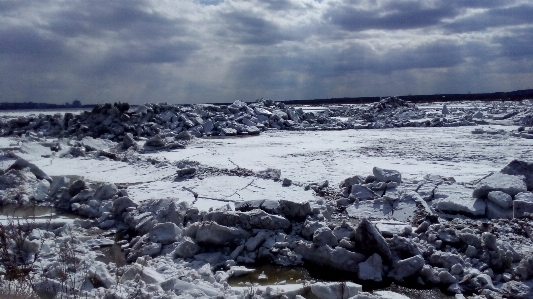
145,125 -> 529,185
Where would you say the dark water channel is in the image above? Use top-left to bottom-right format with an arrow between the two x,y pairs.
94,231 -> 128,267
0,204 -> 77,221
228,264 -> 313,285
228,263 -> 454,299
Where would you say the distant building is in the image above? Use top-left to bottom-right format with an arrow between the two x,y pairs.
72,100 -> 82,107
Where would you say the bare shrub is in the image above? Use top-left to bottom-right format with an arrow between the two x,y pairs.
0,217 -> 40,298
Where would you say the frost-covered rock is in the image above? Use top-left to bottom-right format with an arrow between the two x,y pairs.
49,176 -> 70,197
127,242 -> 161,262
93,183 -> 117,201
113,196 -> 137,214
245,231 -> 269,251
148,222 -> 182,245
354,218 -> 392,261
122,132 -> 136,149
145,134 -> 166,147
500,281 -> 533,299
301,220 -> 326,239
294,242 -> 366,273
459,273 -> 496,292
277,199 -> 312,220
389,255 -> 425,281
514,252 -> 533,280
349,185 -> 376,201
373,167 -> 401,183
429,251 -> 464,270
435,196 -> 486,217
501,159 -> 533,190
513,192 -> 533,218
8,157 -> 52,183
173,236 -> 200,258
90,261 -> 116,288
473,172 -> 527,198
374,220 -> 412,237
486,201 -> 513,219
340,175 -> 364,189
310,281 -> 362,299
487,190 -> 513,209
357,253 -> 383,282
313,227 -> 339,247
203,209 -> 290,230
196,222 -> 249,246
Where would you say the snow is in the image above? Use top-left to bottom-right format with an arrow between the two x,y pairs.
144,125 -> 528,186
3,124 -> 532,212
127,175 -> 317,210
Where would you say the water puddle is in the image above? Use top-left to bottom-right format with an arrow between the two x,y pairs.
0,204 -> 78,221
228,264 -> 313,286
228,264 -> 454,299
95,231 -> 127,267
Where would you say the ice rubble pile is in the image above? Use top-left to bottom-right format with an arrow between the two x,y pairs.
333,97 -> 533,131
2,156 -> 533,298
0,99 -> 346,142
2,98 -> 533,144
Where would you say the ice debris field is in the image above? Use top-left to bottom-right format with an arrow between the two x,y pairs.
1,97 -> 533,299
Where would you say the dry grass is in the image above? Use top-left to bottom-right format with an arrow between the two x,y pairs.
0,218 -> 40,299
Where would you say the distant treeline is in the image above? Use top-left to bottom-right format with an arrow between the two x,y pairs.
0,100 -> 93,111
281,89 -> 533,105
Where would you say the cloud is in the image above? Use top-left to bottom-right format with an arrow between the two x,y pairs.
217,10 -> 297,45
0,0 -> 532,104
324,0 -> 459,32
495,27 -> 533,60
446,3 -> 533,33
0,26 -> 69,58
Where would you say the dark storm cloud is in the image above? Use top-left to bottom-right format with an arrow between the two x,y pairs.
446,3 -> 533,33
324,1 -> 459,32
0,27 -> 68,58
105,41 -> 201,65
300,40 -> 471,79
46,0 -> 185,39
495,27 -> 533,59
0,0 -> 202,103
218,11 -> 296,45
0,0 -> 532,104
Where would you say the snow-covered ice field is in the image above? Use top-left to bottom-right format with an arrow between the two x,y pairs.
3,124 -> 529,211
145,125 -> 528,184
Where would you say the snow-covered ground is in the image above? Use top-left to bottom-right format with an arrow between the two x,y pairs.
144,125 -> 527,185
4,124 -> 529,212
2,99 -> 533,299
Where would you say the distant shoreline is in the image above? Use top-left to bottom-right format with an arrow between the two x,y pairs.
1,88 -> 532,110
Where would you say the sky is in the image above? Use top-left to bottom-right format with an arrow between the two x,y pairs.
1,0 -> 533,105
